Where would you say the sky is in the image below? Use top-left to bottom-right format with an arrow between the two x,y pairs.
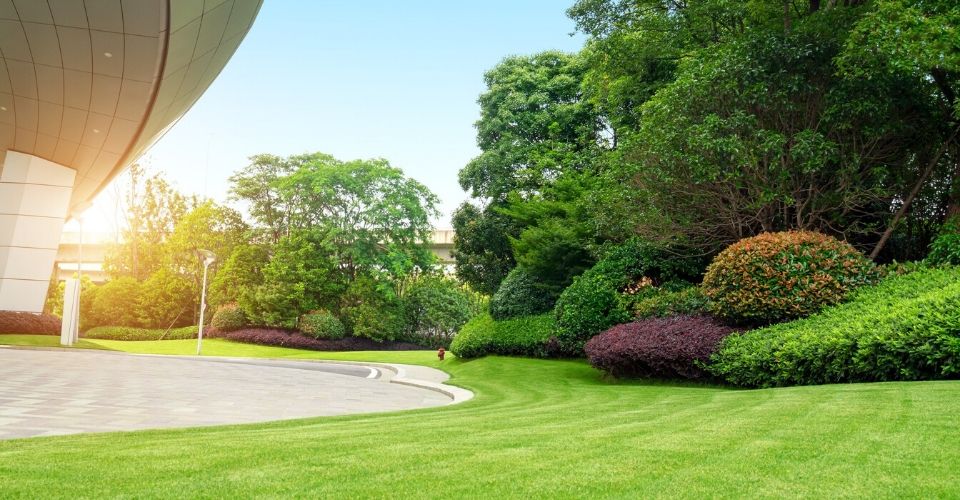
76,0 -> 586,233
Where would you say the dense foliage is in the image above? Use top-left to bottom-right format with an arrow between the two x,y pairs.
489,267 -> 556,320
632,286 -> 709,320
211,304 -> 248,332
585,315 -> 735,380
83,326 -> 198,341
554,239 -> 703,353
709,267 -> 960,387
401,275 -> 479,348
928,216 -> 960,266
298,311 -> 345,340
702,231 -> 878,325
0,311 -> 60,335
450,313 -> 557,359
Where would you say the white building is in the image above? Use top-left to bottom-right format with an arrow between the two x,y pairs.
0,1 -> 262,312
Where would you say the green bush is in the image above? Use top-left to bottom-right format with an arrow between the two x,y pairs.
927,215 -> 960,266
83,326 -> 198,341
450,313 -> 556,358
211,304 -> 248,332
489,267 -> 556,320
137,269 -> 194,328
632,286 -> 710,319
90,277 -> 142,327
702,231 -> 878,325
298,310 -> 345,340
402,275 -> 480,347
554,239 -> 702,354
341,277 -> 405,342
708,267 -> 960,387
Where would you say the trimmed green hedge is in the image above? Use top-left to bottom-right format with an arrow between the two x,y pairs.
709,266 -> 960,387
489,267 -> 556,320
450,313 -> 556,359
83,326 -> 198,341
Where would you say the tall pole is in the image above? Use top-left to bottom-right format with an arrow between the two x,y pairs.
196,260 -> 210,356
74,217 -> 83,344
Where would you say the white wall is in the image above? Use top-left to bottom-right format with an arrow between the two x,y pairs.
0,152 -> 75,313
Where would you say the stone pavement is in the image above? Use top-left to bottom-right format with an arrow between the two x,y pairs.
0,347 -> 452,440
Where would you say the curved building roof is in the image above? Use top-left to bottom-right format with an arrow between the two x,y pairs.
0,0 -> 262,215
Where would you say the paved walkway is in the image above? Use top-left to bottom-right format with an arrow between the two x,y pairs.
0,348 -> 453,440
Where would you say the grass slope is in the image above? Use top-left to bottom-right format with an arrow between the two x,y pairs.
0,336 -> 959,497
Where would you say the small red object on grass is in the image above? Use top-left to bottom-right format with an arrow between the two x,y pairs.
437,347 -> 445,361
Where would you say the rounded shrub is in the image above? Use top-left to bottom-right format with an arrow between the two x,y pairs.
298,310 -> 346,340
702,231 -> 878,325
489,267 -> 556,320
450,313 -> 556,359
403,275 -> 480,347
211,303 -> 248,332
585,315 -> 735,380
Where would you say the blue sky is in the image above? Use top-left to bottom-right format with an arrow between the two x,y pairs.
89,1 -> 585,230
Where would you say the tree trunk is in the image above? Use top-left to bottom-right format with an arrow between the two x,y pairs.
870,126 -> 960,259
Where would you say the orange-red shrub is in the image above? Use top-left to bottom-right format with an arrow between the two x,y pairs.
702,231 -> 878,325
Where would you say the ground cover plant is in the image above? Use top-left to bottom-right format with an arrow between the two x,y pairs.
0,338 -> 959,497
585,315 -> 734,380
710,266 -> 960,387
449,313 -> 557,358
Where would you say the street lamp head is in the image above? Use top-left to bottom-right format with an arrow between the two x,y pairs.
198,249 -> 216,267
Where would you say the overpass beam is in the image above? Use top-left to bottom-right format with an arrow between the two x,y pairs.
0,152 -> 76,313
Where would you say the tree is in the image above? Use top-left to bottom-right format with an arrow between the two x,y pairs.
451,202 -> 518,295
104,165 -> 191,280
454,51 -> 605,294
137,269 -> 194,328
570,2 -> 940,256
459,51 -> 605,201
228,153 -> 316,243
241,230 -> 342,329
164,201 -> 248,322
208,243 -> 270,309
838,0 -> 960,256
89,277 -> 141,327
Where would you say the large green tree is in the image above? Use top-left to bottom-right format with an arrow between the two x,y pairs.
454,51 -> 606,294
104,165 -> 191,280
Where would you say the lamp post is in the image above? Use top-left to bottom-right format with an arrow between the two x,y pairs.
196,249 -> 216,355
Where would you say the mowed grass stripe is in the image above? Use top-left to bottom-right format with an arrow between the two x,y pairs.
0,337 -> 958,497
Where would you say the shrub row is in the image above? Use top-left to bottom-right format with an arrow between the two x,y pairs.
585,315 -> 735,380
632,286 -> 709,319
83,326 -> 199,341
450,313 -> 558,358
709,267 -> 960,387
0,311 -> 61,335
221,329 -> 428,351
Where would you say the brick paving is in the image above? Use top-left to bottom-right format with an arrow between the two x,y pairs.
0,348 -> 450,440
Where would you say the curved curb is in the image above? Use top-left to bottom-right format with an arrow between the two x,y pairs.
286,358 -> 474,404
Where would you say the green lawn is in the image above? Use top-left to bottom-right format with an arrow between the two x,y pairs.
1,335 -> 958,497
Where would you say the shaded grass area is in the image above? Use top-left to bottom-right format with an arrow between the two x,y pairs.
0,336 -> 959,497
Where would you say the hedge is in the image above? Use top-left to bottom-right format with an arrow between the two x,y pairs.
450,313 -> 557,358
586,315 -> 735,380
83,326 -> 199,341
489,267 -> 556,320
0,311 -> 61,335
709,267 -> 960,387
